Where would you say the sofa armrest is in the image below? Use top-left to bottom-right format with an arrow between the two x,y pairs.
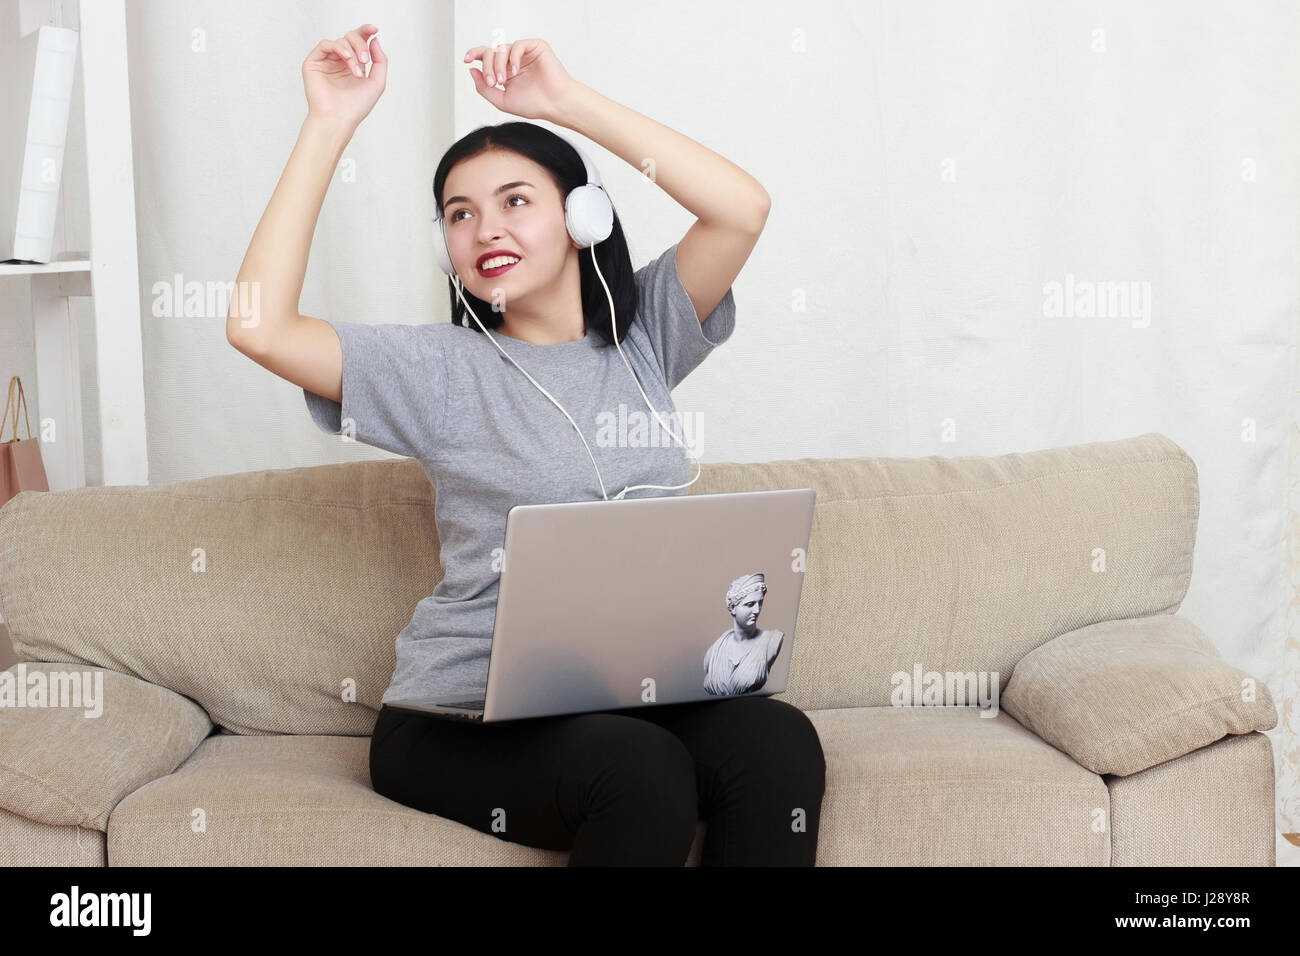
1001,614 -> 1276,776
0,663 -> 213,830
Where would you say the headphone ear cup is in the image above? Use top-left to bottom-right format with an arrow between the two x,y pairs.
565,185 -> 614,249
431,217 -> 455,276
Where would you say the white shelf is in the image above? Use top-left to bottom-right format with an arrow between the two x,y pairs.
2,0 -> 147,490
0,254 -> 91,275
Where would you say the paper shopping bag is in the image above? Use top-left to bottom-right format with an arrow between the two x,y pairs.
1,375 -> 49,505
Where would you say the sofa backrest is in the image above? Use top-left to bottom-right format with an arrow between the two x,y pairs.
0,431 -> 1197,734
690,431 -> 1198,712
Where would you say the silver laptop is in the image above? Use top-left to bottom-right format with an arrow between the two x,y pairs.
385,487 -> 817,723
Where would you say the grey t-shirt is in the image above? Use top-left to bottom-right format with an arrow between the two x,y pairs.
303,241 -> 737,706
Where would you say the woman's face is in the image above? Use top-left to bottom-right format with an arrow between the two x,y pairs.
441,149 -> 573,306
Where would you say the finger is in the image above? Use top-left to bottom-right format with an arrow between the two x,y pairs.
344,28 -> 370,64
331,39 -> 362,77
482,42 -> 500,86
366,33 -> 384,73
507,40 -> 528,78
307,38 -> 341,65
367,33 -> 387,84
492,43 -> 510,87
463,45 -> 487,67
470,66 -> 502,106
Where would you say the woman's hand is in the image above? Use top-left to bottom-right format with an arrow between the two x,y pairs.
464,38 -> 575,121
303,24 -> 387,128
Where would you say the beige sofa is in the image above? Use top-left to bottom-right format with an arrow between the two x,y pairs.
0,431 -> 1278,866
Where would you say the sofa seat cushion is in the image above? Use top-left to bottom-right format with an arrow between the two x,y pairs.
0,806 -> 105,866
805,705 -> 1111,865
109,706 -> 1106,866
105,731 -> 707,866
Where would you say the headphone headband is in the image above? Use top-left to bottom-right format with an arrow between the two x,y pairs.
549,127 -> 602,190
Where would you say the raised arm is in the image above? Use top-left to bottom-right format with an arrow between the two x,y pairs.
463,38 -> 770,325
552,80 -> 769,325
226,25 -> 387,403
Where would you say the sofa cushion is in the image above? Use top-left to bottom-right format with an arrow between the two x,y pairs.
0,663 -> 213,830
681,431 -> 1199,711
1000,614 -> 1277,777
0,806 -> 105,866
107,730 -> 707,866
111,705 -> 1106,866
806,705 -> 1110,865
0,458 -> 440,736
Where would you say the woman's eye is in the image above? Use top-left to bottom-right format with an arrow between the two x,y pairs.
449,194 -> 527,223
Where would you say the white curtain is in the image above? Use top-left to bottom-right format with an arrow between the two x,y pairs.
3,0 -> 1295,858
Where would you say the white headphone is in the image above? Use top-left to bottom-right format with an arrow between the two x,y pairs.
431,129 -> 702,501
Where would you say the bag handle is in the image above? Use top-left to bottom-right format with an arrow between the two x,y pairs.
2,375 -> 36,443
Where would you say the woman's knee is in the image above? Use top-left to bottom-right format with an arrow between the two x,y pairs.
561,715 -> 699,864
718,696 -> 827,792
368,708 -> 441,809
369,722 -> 420,805
565,714 -> 699,831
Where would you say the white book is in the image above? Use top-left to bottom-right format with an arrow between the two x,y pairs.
0,24 -> 79,264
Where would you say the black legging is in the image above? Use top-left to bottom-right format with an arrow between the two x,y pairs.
369,693 -> 827,866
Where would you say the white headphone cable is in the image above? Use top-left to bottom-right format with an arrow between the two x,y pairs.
451,244 -> 702,501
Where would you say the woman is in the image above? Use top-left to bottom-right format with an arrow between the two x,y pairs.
228,24 -> 826,866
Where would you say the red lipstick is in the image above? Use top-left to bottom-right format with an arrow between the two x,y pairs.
476,249 -> 521,276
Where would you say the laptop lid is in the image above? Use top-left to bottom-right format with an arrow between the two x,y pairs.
478,487 -> 817,722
